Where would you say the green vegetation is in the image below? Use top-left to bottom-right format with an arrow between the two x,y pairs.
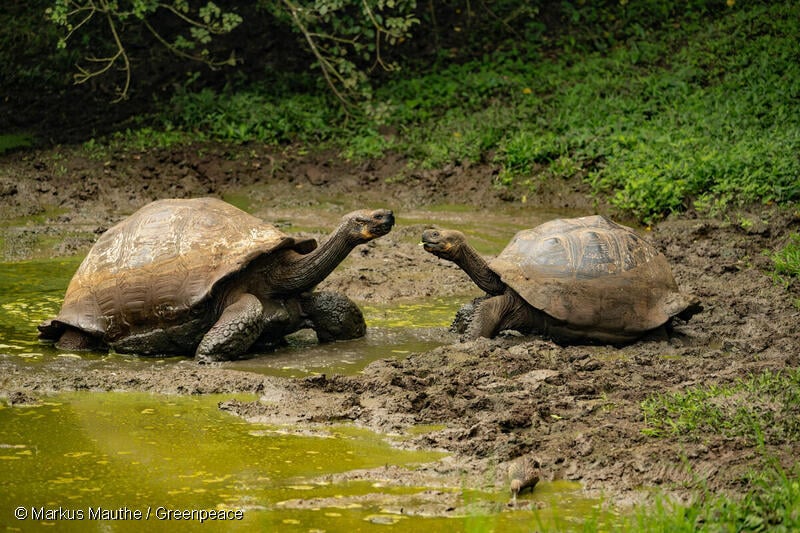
632,369 -> 800,531
641,368 -> 800,444
165,86 -> 341,144
5,2 -> 798,223
623,463 -> 800,532
768,232 -> 800,307
0,134 -> 32,154
46,0 -> 243,101
149,1 -> 799,224
770,233 -> 800,280
44,0 -> 416,103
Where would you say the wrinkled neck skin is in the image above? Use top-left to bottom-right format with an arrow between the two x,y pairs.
452,243 -> 506,296
264,223 -> 359,294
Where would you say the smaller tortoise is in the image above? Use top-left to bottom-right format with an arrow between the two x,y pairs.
422,215 -> 700,344
38,198 -> 394,361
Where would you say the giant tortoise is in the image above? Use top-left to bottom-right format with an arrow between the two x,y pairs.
421,215 -> 700,344
39,197 -> 394,361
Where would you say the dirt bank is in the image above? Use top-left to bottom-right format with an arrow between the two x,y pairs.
1,142 -> 799,509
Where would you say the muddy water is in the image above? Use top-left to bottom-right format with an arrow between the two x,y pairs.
0,203 -> 617,530
227,300 -> 461,378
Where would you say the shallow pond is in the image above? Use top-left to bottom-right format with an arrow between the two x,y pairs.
0,392 -> 613,532
0,204 -> 618,531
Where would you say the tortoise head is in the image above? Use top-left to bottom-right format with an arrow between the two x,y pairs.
421,228 -> 467,261
342,209 -> 395,243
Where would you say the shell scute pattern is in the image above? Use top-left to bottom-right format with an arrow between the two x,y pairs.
491,215 -> 680,334
507,217 -> 658,281
53,198 -> 308,341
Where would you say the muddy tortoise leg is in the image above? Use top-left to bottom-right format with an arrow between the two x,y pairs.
57,327 -> 102,351
301,291 -> 366,343
449,296 -> 489,334
196,293 -> 271,362
466,292 -> 537,339
38,320 -> 103,351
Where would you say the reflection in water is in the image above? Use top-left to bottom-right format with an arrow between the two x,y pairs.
228,298 -> 463,378
227,326 -> 449,378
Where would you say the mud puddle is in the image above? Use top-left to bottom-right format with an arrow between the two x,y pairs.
0,203 -> 621,529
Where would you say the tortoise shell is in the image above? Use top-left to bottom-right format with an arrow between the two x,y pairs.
489,215 -> 690,336
50,197 -> 316,341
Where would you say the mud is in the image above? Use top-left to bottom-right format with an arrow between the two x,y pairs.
1,142 -> 799,510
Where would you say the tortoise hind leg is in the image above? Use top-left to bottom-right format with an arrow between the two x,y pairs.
196,293 -> 267,362
38,320 -> 103,351
57,327 -> 102,351
301,291 -> 366,342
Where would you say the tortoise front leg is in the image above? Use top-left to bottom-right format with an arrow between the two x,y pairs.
466,292 -> 537,339
449,296 -> 489,334
300,291 -> 366,342
196,293 -> 269,362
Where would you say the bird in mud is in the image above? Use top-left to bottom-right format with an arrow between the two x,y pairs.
508,455 -> 540,504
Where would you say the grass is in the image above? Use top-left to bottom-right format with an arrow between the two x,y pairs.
621,462 -> 800,532
770,233 -> 800,280
767,232 -> 800,308
628,369 -> 800,532
640,368 -> 800,444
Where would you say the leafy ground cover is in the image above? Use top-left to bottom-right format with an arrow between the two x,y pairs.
134,1 -> 800,225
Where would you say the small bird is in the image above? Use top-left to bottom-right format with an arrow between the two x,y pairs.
508,455 -> 540,504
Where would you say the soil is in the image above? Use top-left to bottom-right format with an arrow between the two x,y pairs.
1,142 -> 799,513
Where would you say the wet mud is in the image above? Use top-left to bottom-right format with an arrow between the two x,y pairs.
1,142 -> 799,510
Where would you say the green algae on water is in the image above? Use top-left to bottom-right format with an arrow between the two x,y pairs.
0,392 -> 616,532
0,392 -> 447,532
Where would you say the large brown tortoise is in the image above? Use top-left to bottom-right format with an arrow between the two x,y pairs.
422,215 -> 700,344
38,197 -> 394,361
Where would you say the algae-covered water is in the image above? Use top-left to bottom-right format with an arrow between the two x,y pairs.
0,392 -> 610,532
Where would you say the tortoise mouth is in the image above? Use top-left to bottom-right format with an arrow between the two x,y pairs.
421,240 -> 449,255
372,212 -> 395,237
420,229 -> 445,252
360,216 -> 395,240
378,214 -> 395,235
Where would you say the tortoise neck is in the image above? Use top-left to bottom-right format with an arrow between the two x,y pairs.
454,243 -> 506,296
270,222 -> 357,293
